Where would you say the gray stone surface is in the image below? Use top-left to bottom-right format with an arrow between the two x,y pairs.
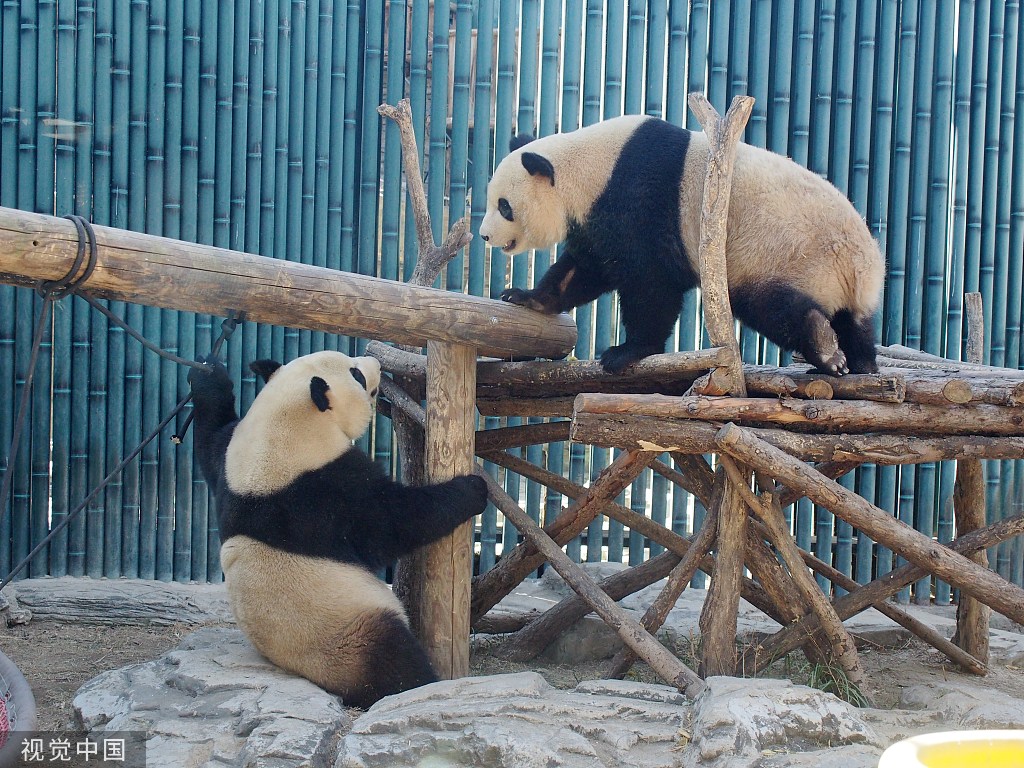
73,627 -> 348,768
336,672 -> 689,768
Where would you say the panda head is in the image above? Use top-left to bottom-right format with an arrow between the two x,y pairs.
479,134 -> 570,255
225,351 -> 381,496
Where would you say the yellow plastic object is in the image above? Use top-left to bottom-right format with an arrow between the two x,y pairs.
878,730 -> 1024,768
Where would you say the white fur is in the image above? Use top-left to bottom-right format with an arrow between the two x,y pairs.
221,536 -> 405,692
225,350 -> 381,496
480,115 -> 884,316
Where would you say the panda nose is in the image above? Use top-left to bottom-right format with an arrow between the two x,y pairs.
481,234 -> 489,242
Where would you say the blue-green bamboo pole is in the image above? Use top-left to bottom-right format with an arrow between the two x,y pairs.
871,0 -> 899,582
381,1 -> 406,287
767,0 -> 793,151
745,0 -> 769,147
311,0 -> 332,288
284,0 -> 308,357
325,0 -> 347,279
426,0 -> 450,261
444,0 -> 472,291
850,0 -> 879,587
179,0 -> 202,580
705,0 -> 729,110
401,0 -> 428,288
300,0 -> 319,354
0,0 -> 16,577
927,2 -> 957,603
124,0 -> 148,578
164,0 -> 189,582
468,0 -> 495,299
980,3 -> 1006,366
272,0 -> 292,361
787,0 -> 813,164
230,0 -> 250,255
107,0 -> 130,576
337,0 -> 362,295
906,0 -> 938,604
357,0 -> 382,281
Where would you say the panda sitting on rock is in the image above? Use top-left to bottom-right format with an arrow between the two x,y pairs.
188,350 -> 488,708
480,115 -> 885,375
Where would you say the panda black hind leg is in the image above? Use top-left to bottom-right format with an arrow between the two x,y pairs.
339,610 -> 438,709
731,282 -> 850,376
830,309 -> 879,374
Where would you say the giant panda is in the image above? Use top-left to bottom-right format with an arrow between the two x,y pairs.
188,351 -> 488,708
480,114 -> 885,375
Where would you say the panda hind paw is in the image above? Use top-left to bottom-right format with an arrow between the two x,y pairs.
808,348 -> 850,377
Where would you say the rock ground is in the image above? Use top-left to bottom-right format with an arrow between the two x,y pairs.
2,572 -> 1023,767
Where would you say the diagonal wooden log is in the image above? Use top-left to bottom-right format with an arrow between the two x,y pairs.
716,423 -> 1024,626
605,505 -> 720,679
720,456 -> 864,685
740,511 -> 1024,673
476,468 -> 706,697
469,449 -> 657,624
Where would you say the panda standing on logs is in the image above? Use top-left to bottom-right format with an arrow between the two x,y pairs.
188,351 -> 488,708
480,115 -> 885,375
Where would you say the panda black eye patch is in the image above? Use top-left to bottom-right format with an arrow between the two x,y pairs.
350,366 -> 367,390
498,197 -> 514,222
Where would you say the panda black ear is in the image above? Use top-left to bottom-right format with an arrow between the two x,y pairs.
310,376 -> 332,412
509,133 -> 535,152
521,152 -> 555,186
250,359 -> 282,383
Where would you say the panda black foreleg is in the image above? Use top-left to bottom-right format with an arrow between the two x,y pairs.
500,249 -> 612,315
374,474 -> 489,560
187,357 -> 240,487
601,283 -> 684,374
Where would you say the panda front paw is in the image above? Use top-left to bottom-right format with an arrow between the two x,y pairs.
452,474 -> 489,520
599,342 -> 660,374
187,356 -> 233,397
499,288 -> 560,314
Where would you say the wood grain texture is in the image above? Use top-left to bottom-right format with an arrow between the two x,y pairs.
574,392 -> 1024,437
571,412 -> 1024,464
0,206 -> 576,360
413,341 -> 478,679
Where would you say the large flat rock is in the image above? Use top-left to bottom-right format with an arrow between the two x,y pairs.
73,627 -> 348,768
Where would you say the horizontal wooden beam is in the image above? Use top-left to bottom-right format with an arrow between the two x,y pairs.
0,206 -> 576,361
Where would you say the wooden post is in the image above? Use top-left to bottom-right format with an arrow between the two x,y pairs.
687,91 -> 755,677
402,340 -> 478,679
953,292 -> 990,666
